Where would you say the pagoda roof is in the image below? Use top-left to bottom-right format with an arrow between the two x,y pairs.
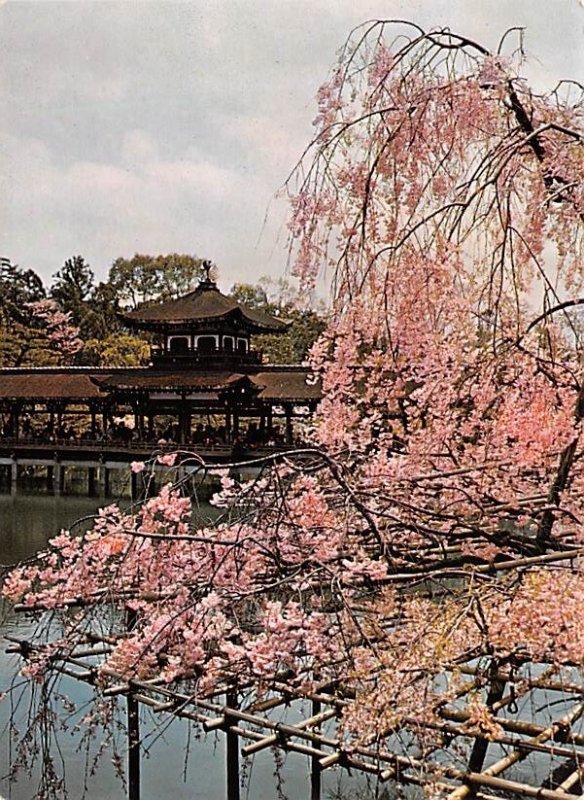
0,366 -> 322,405
251,371 -> 322,403
0,368 -> 106,400
92,371 -> 248,393
119,279 -> 290,334
93,367 -> 322,403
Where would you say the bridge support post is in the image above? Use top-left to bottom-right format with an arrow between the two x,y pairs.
10,461 -> 18,496
88,467 -> 97,497
103,467 -> 111,497
0,465 -> 8,491
130,471 -> 138,503
47,465 -> 54,492
54,464 -> 63,496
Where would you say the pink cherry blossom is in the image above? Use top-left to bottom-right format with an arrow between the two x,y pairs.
157,452 -> 177,466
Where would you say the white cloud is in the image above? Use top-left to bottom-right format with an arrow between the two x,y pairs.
121,130 -> 160,168
1,126 -> 282,287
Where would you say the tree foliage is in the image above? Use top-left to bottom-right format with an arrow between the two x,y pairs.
229,277 -> 326,363
108,253 -> 204,310
81,333 -> 150,367
0,261 -> 46,365
0,253 -> 313,368
0,263 -> 83,366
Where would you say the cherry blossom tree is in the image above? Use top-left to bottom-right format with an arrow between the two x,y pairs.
27,298 -> 84,362
3,21 -> 584,797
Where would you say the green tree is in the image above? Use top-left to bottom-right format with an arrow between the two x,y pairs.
0,261 -> 48,366
0,261 -> 45,322
81,333 -> 150,367
51,256 -> 94,314
81,281 -> 122,342
50,255 -> 121,341
229,277 -> 326,364
108,253 -> 204,310
50,255 -> 133,345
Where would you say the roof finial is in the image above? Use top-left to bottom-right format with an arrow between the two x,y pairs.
200,259 -> 217,287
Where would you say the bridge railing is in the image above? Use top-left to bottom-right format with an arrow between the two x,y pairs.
0,436 -> 299,458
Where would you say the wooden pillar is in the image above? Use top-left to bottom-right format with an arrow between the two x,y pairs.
10,460 -> 17,496
226,691 -> 240,800
47,465 -> 54,492
90,408 -> 97,436
179,407 -> 191,445
88,467 -> 97,497
133,402 -> 145,441
103,467 -> 111,497
225,407 -> 232,444
54,464 -> 64,496
284,404 -> 293,445
267,406 -> 273,437
147,413 -> 154,440
233,409 -> 239,438
11,406 -> 20,440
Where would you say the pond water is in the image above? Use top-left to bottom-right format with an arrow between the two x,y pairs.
0,491 -> 370,800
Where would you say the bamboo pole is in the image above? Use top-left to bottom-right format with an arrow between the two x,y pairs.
127,688 -> 140,800
447,700 -> 584,800
226,691 -> 240,800
466,664 -> 507,774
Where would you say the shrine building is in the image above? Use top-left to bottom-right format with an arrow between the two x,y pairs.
0,267 -> 322,459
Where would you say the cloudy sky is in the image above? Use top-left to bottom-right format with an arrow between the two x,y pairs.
1,0 -> 583,291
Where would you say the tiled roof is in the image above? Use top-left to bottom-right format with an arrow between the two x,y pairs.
0,370 -> 105,399
120,281 -> 289,333
92,371 -> 246,392
0,367 -> 322,404
252,370 -> 322,402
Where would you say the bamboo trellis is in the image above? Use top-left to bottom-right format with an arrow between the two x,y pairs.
6,630 -> 584,800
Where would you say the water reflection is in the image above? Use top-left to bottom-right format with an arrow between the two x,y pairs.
0,493 -> 104,565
